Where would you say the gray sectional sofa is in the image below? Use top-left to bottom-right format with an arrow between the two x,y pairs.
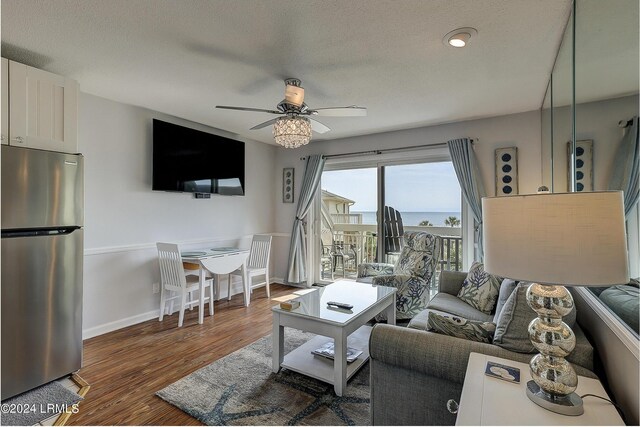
369,270 -> 597,426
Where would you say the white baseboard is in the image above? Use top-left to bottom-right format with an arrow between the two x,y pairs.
82,280 -> 291,339
83,309 -> 160,340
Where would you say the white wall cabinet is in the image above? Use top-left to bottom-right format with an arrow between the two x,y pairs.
6,59 -> 78,153
1,58 -> 8,146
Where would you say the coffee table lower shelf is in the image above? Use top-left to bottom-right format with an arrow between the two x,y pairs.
281,325 -> 372,385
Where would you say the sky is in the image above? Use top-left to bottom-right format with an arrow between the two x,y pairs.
321,161 -> 461,212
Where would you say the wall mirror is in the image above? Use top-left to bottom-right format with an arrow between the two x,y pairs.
542,0 -> 639,337
541,3 -> 573,192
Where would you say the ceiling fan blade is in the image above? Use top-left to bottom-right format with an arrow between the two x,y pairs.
216,105 -> 281,114
310,118 -> 331,134
250,118 -> 279,130
309,106 -> 367,117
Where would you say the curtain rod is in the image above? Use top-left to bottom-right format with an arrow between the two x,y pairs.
299,139 -> 475,161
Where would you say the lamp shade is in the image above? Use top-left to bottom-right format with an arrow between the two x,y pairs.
482,191 -> 629,286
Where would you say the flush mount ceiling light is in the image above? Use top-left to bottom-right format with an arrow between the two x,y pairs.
443,27 -> 478,48
273,116 -> 312,148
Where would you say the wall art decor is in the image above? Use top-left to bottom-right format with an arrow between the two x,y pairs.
283,168 -> 295,203
567,140 -> 593,192
495,147 -> 518,196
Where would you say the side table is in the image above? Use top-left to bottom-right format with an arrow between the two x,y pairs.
456,352 -> 624,425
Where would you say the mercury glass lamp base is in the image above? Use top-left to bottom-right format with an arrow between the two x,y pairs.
526,380 -> 584,416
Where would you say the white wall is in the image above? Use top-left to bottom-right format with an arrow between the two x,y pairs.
79,93 -> 277,338
271,110 -> 543,282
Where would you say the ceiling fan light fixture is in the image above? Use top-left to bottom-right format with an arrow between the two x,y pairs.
273,117 -> 312,148
443,27 -> 477,48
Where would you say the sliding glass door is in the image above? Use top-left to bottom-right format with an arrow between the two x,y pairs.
315,159 -> 462,284
383,162 -> 462,270
319,167 -> 377,281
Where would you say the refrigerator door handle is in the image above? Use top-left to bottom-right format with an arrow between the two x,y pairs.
1,226 -> 81,239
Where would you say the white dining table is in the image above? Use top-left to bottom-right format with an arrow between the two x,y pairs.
181,247 -> 250,323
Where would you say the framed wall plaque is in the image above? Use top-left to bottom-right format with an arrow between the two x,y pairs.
567,140 -> 593,192
495,147 -> 518,196
283,168 -> 295,203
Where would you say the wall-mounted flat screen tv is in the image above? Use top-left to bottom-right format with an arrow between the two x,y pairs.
152,119 -> 245,195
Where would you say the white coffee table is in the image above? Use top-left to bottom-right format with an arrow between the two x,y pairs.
271,280 -> 396,396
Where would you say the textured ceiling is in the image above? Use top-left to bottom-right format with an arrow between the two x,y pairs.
1,0 -> 573,145
546,0 -> 639,107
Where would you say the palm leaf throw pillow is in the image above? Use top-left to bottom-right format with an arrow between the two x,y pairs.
457,261 -> 502,314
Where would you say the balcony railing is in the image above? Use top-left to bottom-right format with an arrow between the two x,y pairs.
329,213 -> 363,224
439,235 -> 463,272
321,223 -> 462,281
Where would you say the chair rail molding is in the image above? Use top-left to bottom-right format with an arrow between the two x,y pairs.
84,233 -> 288,256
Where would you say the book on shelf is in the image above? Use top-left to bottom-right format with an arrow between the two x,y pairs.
311,342 -> 363,363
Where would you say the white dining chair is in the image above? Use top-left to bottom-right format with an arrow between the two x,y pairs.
228,234 -> 272,299
183,260 -> 214,309
157,242 -> 214,327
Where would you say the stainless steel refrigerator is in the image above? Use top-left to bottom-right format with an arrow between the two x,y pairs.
1,145 -> 84,400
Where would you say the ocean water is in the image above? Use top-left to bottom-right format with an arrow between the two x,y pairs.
352,211 -> 462,227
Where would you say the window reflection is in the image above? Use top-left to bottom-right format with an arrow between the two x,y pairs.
589,279 -> 639,336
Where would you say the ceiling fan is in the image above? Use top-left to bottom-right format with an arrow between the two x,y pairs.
216,78 -> 367,148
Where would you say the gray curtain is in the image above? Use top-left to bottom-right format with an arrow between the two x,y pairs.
286,155 -> 326,285
447,138 -> 486,261
608,116 -> 639,216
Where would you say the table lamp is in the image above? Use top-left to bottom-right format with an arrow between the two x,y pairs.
482,191 -> 629,416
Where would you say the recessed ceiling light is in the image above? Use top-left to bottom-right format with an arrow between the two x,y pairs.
443,27 -> 478,48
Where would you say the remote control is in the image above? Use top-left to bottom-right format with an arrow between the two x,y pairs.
327,301 -> 354,310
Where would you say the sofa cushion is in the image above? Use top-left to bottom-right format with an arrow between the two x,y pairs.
493,283 -> 577,353
439,270 -> 468,296
408,308 -> 444,330
426,312 -> 495,343
598,284 -> 639,334
456,262 -> 502,314
426,293 -> 493,322
493,279 -> 518,323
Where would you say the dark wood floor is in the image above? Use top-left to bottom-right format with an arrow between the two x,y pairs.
70,284 -> 296,426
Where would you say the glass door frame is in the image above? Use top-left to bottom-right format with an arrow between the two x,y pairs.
310,146 -> 470,285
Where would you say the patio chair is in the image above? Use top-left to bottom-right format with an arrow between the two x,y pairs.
383,206 -> 404,263
356,231 -> 441,320
331,240 -> 358,277
320,228 -> 357,278
321,240 -> 335,280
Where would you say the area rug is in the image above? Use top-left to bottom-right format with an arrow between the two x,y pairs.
1,381 -> 83,426
156,329 -> 370,425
